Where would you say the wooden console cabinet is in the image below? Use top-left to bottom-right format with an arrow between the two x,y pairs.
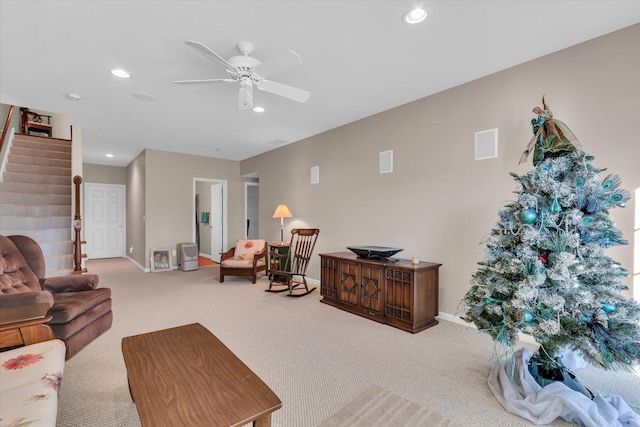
319,252 -> 441,333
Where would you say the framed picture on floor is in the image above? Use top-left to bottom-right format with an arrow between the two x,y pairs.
151,248 -> 172,272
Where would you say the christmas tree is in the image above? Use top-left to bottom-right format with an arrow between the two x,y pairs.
462,98 -> 640,380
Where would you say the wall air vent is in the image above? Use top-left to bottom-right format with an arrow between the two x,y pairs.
379,150 -> 393,174
475,128 -> 498,160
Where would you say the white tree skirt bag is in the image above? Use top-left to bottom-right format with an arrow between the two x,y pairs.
488,347 -> 640,426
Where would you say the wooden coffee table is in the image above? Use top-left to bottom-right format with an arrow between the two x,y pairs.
122,323 -> 282,427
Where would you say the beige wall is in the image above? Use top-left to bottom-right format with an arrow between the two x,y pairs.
143,149 -> 248,269
83,163 -> 127,185
241,24 -> 640,316
126,151 -> 146,267
0,103 -> 19,133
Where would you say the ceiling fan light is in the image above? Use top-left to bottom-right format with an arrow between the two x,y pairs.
403,7 -> 427,24
239,86 -> 253,110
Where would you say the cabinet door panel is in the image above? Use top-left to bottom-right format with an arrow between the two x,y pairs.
385,269 -> 413,322
339,262 -> 359,305
320,257 -> 340,300
360,265 -> 383,314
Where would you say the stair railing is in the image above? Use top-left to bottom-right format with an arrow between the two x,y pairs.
0,105 -> 16,183
73,175 -> 87,273
0,105 -> 14,152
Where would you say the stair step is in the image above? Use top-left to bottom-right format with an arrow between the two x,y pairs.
46,269 -> 75,278
0,204 -> 71,217
0,216 -> 71,229
6,163 -> 71,177
11,138 -> 72,153
39,240 -> 74,256
1,192 -> 71,205
0,181 -> 71,195
47,270 -> 75,278
0,228 -> 71,243
13,134 -> 72,147
8,154 -> 71,169
45,254 -> 74,272
0,235 -> 72,256
10,146 -> 72,161
2,172 -> 71,185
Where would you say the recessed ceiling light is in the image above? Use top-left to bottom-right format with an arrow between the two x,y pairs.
133,93 -> 155,101
111,69 -> 130,78
105,153 -> 114,158
252,106 -> 265,113
66,93 -> 82,101
403,7 -> 427,24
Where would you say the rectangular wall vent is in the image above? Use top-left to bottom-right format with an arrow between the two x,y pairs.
379,150 -> 393,174
475,128 -> 498,160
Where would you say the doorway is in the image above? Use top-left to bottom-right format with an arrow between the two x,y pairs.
193,178 -> 227,263
84,183 -> 126,259
245,183 -> 259,239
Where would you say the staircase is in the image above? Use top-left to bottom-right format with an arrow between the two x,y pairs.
0,133 -> 74,277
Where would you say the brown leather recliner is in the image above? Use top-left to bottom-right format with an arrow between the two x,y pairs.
0,235 -> 112,359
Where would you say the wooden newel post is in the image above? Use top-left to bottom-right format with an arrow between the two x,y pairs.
73,175 -> 83,273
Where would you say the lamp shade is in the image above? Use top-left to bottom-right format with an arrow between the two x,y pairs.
273,204 -> 293,218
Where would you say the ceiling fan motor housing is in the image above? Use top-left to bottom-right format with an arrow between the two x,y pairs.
228,55 -> 262,79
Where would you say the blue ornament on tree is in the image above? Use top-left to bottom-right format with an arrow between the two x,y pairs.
549,194 -> 562,214
517,309 -> 534,323
520,208 -> 537,224
602,302 -> 616,314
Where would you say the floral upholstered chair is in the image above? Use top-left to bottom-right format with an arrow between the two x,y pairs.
0,339 -> 66,426
219,239 -> 268,284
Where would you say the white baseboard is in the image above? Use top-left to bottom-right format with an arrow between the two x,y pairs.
125,255 -> 150,273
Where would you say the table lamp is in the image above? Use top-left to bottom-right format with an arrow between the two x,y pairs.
272,204 -> 292,243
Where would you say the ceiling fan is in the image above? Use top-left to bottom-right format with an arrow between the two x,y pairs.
174,40 -> 311,110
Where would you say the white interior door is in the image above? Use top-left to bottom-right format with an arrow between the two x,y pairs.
246,184 -> 259,239
85,183 -> 125,259
210,183 -> 224,262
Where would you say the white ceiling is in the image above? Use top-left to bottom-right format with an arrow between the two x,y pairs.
1,1 -> 638,167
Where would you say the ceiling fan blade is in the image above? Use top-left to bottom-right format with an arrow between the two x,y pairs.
173,78 -> 236,85
239,83 -> 254,110
184,40 -> 238,72
253,50 -> 302,78
257,80 -> 310,103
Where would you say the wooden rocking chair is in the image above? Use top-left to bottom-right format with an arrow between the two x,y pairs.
267,228 -> 319,297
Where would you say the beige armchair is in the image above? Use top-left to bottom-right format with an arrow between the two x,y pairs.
219,239 -> 268,284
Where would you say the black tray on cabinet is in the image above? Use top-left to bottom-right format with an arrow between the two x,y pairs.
347,246 -> 403,261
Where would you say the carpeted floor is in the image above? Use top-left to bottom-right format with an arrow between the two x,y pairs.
319,386 -> 462,427
56,258 -> 640,427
